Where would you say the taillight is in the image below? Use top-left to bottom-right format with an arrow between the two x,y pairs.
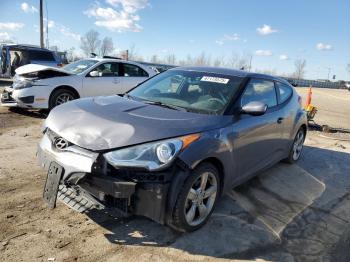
298,95 -> 302,107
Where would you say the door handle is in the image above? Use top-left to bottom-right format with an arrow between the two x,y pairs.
277,117 -> 284,124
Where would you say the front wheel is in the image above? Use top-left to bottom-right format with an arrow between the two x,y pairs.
49,88 -> 77,110
170,163 -> 220,232
285,128 -> 305,163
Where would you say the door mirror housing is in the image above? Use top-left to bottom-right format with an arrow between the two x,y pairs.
89,70 -> 100,77
240,101 -> 268,116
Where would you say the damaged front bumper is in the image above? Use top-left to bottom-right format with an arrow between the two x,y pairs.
37,131 -> 184,224
1,85 -> 49,109
0,88 -> 18,107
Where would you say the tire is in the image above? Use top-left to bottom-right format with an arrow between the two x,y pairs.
284,128 -> 305,164
49,88 -> 77,110
170,163 -> 220,232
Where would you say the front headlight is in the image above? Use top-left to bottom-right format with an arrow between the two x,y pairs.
104,134 -> 200,171
13,79 -> 34,90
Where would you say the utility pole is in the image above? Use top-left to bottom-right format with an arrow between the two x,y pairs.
248,55 -> 253,72
39,0 -> 44,48
326,67 -> 331,81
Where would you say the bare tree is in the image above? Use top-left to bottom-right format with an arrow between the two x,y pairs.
80,29 -> 101,57
165,54 -> 176,65
100,37 -> 114,56
127,44 -> 137,60
226,52 -> 250,69
254,68 -> 277,75
150,54 -> 159,63
185,55 -> 194,65
347,63 -> 350,74
213,56 -> 225,67
227,52 -> 238,68
50,45 -> 59,52
66,47 -> 75,62
178,59 -> 187,66
293,59 -> 307,79
194,52 -> 210,66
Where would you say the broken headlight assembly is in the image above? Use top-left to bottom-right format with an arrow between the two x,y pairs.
104,134 -> 200,171
13,79 -> 36,90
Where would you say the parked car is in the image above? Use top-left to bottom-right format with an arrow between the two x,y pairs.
37,67 -> 307,232
0,58 -> 156,110
345,82 -> 350,91
0,44 -> 62,78
55,51 -> 69,66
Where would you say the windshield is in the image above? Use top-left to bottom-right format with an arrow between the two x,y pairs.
63,59 -> 98,74
128,70 -> 244,114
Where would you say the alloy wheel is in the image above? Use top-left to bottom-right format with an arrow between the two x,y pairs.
292,130 -> 304,160
55,93 -> 74,106
184,171 -> 218,226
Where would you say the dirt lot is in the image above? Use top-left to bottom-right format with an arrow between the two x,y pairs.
1,85 -> 350,262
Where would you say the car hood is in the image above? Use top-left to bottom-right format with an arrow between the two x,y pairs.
15,64 -> 71,77
45,96 -> 230,151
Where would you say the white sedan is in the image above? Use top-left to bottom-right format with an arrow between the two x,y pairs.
0,58 -> 157,110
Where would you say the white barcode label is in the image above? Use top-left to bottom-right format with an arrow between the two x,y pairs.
200,76 -> 229,84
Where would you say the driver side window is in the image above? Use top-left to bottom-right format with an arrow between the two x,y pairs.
92,62 -> 120,77
241,79 -> 277,108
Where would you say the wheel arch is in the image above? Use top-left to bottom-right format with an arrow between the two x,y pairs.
300,123 -> 307,136
48,85 -> 80,109
50,85 -> 80,101
192,157 -> 225,196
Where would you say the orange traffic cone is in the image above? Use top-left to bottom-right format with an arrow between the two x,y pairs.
305,86 -> 312,107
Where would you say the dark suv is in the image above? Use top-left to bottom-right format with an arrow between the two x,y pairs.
0,44 -> 62,78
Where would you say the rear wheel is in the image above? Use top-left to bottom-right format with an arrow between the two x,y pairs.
285,128 -> 305,163
171,163 -> 220,232
49,88 -> 77,110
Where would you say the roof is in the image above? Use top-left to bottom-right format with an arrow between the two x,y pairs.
1,44 -> 52,52
171,66 -> 289,83
89,57 -> 131,63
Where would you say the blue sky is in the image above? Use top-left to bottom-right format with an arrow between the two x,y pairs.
0,0 -> 349,80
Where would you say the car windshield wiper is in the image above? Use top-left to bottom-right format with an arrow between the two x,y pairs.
123,93 -> 137,101
141,99 -> 188,112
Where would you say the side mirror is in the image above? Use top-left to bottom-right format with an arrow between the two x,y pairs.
89,70 -> 100,77
241,101 -> 267,116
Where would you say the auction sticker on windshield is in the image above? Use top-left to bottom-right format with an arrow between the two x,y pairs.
201,76 -> 229,84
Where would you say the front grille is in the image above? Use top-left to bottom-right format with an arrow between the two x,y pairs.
107,164 -> 166,183
46,129 -> 72,150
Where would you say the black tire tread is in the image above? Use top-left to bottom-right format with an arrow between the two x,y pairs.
284,128 -> 305,164
170,162 -> 220,232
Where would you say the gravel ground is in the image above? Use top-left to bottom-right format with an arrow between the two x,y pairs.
1,84 -> 350,262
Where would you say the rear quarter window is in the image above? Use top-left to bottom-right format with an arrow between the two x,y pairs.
122,63 -> 149,77
276,82 -> 293,104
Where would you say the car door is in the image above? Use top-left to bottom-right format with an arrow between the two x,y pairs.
275,81 -> 296,150
82,62 -> 122,97
232,78 -> 285,182
118,63 -> 149,93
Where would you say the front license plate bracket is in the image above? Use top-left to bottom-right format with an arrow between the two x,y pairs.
43,162 -> 64,209
1,93 -> 9,99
